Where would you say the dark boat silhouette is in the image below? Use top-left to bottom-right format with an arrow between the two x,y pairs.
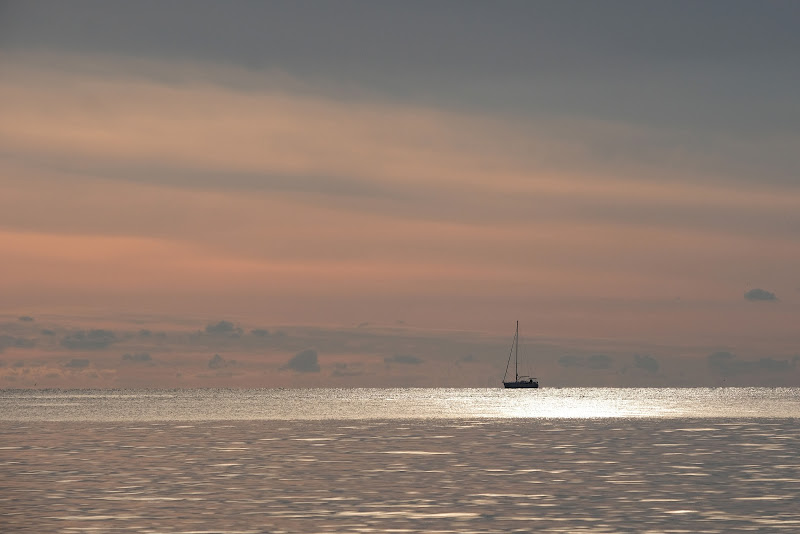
502,321 -> 539,388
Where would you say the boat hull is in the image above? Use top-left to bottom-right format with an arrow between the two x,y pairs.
503,381 -> 539,388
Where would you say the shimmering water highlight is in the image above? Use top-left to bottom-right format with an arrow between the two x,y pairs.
2,387 -> 799,421
1,388 -> 798,533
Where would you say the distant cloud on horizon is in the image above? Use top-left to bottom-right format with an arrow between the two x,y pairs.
633,354 -> 660,374
285,349 -> 320,373
707,351 -> 797,375
744,288 -> 778,302
205,321 -> 243,336
208,353 -> 236,369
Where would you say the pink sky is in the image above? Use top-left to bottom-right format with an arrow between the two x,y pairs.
1,34 -> 799,387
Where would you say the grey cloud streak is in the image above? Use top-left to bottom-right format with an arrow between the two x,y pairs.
2,1 -> 798,142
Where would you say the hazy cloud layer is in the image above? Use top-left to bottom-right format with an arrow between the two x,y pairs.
0,315 -> 798,387
3,2 -> 798,142
707,351 -> 797,375
285,349 -> 320,373
122,352 -> 152,363
0,335 -> 35,352
61,330 -> 117,350
558,354 -> 614,370
384,354 -> 423,365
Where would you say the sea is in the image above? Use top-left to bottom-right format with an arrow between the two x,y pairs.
1,388 -> 799,533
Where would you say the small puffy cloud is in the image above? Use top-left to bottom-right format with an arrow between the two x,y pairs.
744,288 -> 777,302
18,316 -> 34,322
384,354 -> 423,365
138,329 -> 152,337
61,329 -> 117,350
633,354 -> 660,373
122,352 -> 152,363
205,320 -> 243,335
64,358 -> 90,369
41,329 -> 56,336
208,353 -> 236,369
458,354 -> 476,363
558,354 -> 613,369
285,349 -> 320,373
0,335 -> 36,353
250,328 -> 269,337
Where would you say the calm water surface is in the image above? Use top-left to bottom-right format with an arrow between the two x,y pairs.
1,388 -> 799,533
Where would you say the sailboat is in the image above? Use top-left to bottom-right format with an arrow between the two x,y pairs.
503,321 -> 539,388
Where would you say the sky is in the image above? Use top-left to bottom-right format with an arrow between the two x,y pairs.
1,1 -> 799,387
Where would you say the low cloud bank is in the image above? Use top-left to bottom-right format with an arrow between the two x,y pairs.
61,330 -> 117,350
0,335 -> 35,353
708,351 -> 797,375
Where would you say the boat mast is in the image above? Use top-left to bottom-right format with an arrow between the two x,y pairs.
515,320 -> 519,381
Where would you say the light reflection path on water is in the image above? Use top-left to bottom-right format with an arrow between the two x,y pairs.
1,387 -> 799,421
1,389 -> 798,532
1,418 -> 799,533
